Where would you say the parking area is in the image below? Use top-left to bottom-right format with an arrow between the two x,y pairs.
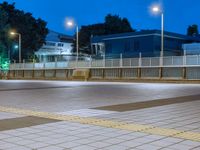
0,80 -> 200,149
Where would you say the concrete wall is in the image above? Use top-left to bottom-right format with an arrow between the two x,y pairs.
141,68 -> 160,78
186,67 -> 200,80
162,68 -> 183,79
5,67 -> 200,81
122,68 -> 138,79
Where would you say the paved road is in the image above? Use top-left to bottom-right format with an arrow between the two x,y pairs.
0,80 -> 200,112
1,80 -> 200,150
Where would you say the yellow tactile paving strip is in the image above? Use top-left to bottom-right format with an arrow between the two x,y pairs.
0,106 -> 200,142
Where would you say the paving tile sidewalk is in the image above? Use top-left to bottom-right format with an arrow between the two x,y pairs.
0,105 -> 200,150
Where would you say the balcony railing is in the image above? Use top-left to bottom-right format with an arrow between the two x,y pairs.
9,55 -> 200,70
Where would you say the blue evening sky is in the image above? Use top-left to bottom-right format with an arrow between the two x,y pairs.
3,0 -> 200,35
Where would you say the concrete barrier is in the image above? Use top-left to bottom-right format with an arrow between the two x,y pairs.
186,67 -> 200,80
162,67 -> 183,79
15,70 -> 23,78
56,69 -> 66,78
24,70 -> 33,78
122,68 -> 138,79
8,70 -> 15,79
72,69 -> 90,80
6,67 -> 200,82
141,68 -> 160,78
34,70 -> 44,79
104,69 -> 120,79
90,69 -> 104,79
45,70 -> 55,78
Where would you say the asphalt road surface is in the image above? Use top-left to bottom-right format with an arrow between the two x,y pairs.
0,80 -> 200,112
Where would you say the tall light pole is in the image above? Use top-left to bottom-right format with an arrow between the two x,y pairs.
66,21 -> 79,64
10,32 -> 22,63
152,6 -> 164,65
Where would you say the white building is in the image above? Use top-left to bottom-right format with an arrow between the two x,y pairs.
35,30 -> 74,62
182,43 -> 200,55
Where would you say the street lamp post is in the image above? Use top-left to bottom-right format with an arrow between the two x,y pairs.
152,6 -> 164,66
76,26 -> 79,64
66,21 -> 79,66
161,13 -> 164,59
10,32 -> 22,63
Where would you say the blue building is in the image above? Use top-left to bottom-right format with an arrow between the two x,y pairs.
91,30 -> 200,58
182,43 -> 200,55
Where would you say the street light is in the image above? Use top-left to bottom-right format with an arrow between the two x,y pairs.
66,20 -> 79,65
14,45 -> 19,49
10,32 -> 22,63
152,5 -> 164,65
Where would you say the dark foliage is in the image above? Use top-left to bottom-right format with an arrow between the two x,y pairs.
74,14 -> 135,54
0,1 -> 48,60
187,24 -> 199,37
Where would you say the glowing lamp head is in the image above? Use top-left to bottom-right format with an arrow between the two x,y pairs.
152,6 -> 160,13
10,32 -> 15,35
14,45 -> 19,49
66,21 -> 74,27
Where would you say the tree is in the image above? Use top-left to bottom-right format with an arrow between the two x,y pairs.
77,23 -> 106,54
0,2 -> 48,61
187,24 -> 199,36
76,14 -> 134,54
105,14 -> 134,34
0,8 -> 11,70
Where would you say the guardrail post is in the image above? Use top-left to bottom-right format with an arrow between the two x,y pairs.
32,59 -> 35,78
90,56 -> 92,68
23,59 -> 25,69
76,56 -> 78,68
119,68 -> 123,79
150,58 -> 152,67
182,67 -> 186,80
120,53 -> 123,67
43,62 -> 45,69
182,50 -> 187,79
160,56 -> 163,67
139,52 -> 142,67
159,56 -> 163,79
103,55 -> 106,67
102,69 -> 105,79
55,57 -> 57,68
183,50 -> 186,66
22,59 -> 25,78
55,57 -> 57,78
183,52 -> 186,66
13,60 -> 16,78
43,62 -> 45,78
138,52 -> 142,79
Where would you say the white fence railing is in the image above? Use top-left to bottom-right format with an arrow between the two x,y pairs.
9,55 -> 200,70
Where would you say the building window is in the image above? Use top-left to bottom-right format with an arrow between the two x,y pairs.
124,40 -> 131,52
155,45 -> 161,51
97,45 -> 101,51
46,42 -> 56,46
134,41 -> 140,51
58,43 -> 64,47
106,42 -> 112,53
92,44 -> 96,54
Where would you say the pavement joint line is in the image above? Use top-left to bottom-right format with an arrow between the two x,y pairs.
0,106 -> 200,142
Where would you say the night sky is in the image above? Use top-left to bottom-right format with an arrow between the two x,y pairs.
3,0 -> 200,35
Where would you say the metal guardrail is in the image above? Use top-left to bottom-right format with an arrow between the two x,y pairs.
9,55 -> 200,70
